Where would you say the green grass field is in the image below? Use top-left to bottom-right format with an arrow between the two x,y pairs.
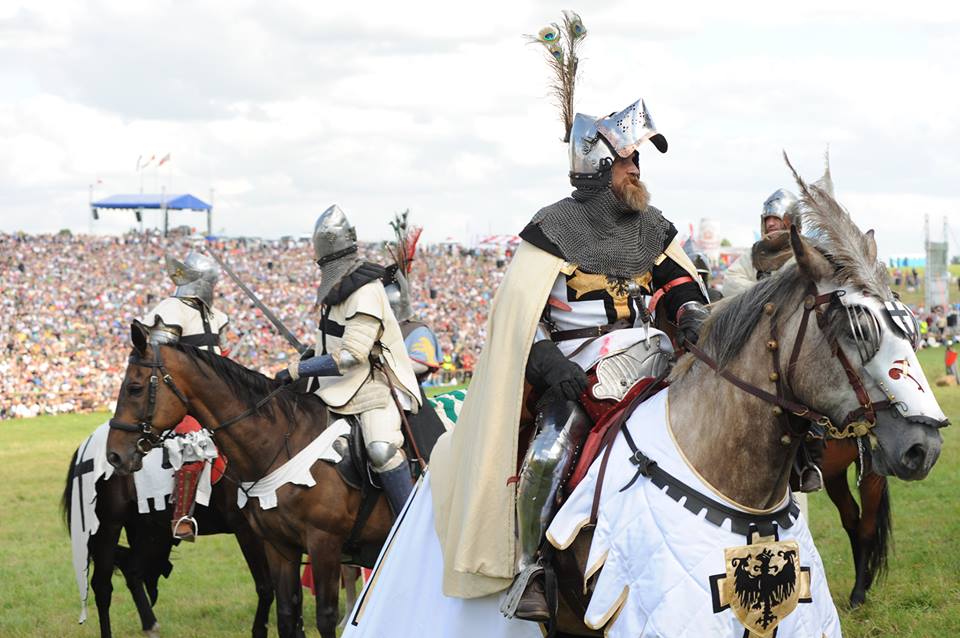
0,356 -> 957,637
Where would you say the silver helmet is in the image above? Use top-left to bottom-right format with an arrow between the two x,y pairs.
384,265 -> 413,323
761,188 -> 801,234
569,98 -> 668,189
166,251 -> 219,309
313,204 -> 360,303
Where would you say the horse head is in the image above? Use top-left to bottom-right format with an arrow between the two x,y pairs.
775,154 -> 946,480
106,318 -> 193,475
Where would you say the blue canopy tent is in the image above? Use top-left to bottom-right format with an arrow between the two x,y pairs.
91,193 -> 213,236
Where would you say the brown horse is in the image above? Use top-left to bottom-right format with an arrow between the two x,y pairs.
821,437 -> 892,609
61,446 -> 273,638
104,336 -> 393,638
540,165 -> 947,635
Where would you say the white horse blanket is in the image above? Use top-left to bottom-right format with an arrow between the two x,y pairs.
68,422 -> 218,624
548,388 -> 842,637
342,473 -> 541,638
344,388 -> 841,637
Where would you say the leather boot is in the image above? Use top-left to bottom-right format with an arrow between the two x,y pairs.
514,570 -> 550,623
377,464 -> 413,515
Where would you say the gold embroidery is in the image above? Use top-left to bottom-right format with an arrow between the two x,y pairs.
565,270 -> 651,321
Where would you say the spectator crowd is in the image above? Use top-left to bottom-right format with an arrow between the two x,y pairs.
1,230 -> 507,420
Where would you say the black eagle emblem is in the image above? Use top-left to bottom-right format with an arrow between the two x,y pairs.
731,548 -> 797,630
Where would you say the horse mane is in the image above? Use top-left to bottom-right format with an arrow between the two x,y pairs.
172,344 -> 326,424
675,264 -> 806,378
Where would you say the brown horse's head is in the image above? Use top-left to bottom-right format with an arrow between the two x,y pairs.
106,320 -> 191,475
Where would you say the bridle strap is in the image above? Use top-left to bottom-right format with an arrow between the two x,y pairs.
109,343 -> 286,452
684,340 -> 833,429
213,385 -> 287,432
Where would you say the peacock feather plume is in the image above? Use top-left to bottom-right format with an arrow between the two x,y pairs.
526,10 -> 588,142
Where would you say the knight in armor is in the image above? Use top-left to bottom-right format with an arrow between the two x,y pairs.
142,251 -> 230,540
721,190 -> 823,492
274,205 -> 423,514
722,189 -> 801,297
427,12 -> 710,622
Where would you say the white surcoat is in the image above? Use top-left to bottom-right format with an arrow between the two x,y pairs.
143,297 -> 229,354
312,280 -> 421,413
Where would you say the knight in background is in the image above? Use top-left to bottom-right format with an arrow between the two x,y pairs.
722,189 -> 825,492
143,251 -> 230,540
275,205 -> 423,514
428,13 -> 710,622
723,189 -> 802,298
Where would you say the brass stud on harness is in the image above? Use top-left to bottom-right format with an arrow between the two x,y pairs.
780,434 -> 792,446
763,303 -> 776,315
803,295 -> 817,310
766,340 -> 779,351
772,406 -> 784,416
769,372 -> 779,382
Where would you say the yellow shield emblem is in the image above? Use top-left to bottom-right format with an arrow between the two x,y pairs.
710,539 -> 810,637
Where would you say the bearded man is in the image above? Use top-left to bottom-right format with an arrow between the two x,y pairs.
142,251 -> 230,540
428,96 -> 709,621
722,188 -> 800,298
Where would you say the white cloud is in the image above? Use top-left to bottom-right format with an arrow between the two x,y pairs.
0,0 -> 957,259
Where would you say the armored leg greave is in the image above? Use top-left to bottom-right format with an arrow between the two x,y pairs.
172,461 -> 203,539
378,463 -> 414,515
516,399 -> 592,572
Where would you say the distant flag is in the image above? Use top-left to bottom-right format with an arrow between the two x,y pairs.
158,153 -> 171,167
136,154 -> 142,170
140,154 -> 156,170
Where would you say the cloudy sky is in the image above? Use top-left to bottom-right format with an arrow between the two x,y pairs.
1,0 -> 958,258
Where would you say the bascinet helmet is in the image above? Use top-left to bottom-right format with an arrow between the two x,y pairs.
166,251 -> 220,309
569,99 -> 668,190
313,204 -> 360,303
761,188 -> 801,234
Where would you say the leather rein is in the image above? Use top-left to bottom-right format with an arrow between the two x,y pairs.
109,342 -> 286,454
684,283 -> 890,441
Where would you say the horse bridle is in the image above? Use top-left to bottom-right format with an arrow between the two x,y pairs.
686,283 -> 892,441
109,343 -> 190,454
109,342 -> 286,454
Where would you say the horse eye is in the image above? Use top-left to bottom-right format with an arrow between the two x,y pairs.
842,304 -> 882,364
127,384 -> 144,396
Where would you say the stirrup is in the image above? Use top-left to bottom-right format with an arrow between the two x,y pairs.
499,563 -> 542,619
172,515 -> 198,541
799,464 -> 824,493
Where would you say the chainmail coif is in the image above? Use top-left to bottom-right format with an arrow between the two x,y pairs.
531,188 -> 670,279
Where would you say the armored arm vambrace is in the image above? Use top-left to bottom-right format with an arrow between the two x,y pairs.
293,353 -> 342,378
652,255 -> 708,323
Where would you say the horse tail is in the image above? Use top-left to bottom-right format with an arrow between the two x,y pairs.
866,477 -> 893,583
61,447 -> 79,530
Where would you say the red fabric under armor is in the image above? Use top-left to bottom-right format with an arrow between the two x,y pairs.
173,415 -> 227,483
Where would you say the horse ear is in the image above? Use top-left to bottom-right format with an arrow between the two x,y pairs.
131,320 -> 149,356
790,225 -> 832,282
864,229 -> 878,263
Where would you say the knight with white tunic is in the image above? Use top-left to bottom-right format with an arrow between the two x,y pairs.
142,251 -> 229,540
275,205 -> 422,514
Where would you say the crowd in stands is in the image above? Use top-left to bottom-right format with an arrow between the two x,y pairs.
1,230 -> 507,420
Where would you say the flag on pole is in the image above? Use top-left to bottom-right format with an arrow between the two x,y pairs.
158,153 -> 171,167
136,155 -> 142,170
140,154 -> 156,170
